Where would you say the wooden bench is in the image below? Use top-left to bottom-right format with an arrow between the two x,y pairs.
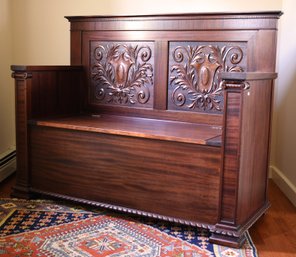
11,12 -> 281,247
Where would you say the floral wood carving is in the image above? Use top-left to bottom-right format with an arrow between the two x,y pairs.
169,43 -> 245,112
91,42 -> 153,106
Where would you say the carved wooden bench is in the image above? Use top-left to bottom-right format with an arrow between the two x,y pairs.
11,12 -> 281,247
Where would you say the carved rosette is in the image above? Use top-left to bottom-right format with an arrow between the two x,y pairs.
91,42 -> 154,106
169,42 -> 246,112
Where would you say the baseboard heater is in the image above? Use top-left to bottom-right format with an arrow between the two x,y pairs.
0,150 -> 16,182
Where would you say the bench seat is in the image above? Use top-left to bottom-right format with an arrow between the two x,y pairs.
31,114 -> 222,146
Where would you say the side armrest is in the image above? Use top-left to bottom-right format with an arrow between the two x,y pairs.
11,65 -> 83,198
211,71 -> 276,244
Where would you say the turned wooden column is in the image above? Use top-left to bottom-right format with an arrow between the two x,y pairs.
11,70 -> 33,198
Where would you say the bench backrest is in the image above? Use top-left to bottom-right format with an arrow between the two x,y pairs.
66,12 -> 280,126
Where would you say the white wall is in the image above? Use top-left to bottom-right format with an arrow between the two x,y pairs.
271,0 -> 296,206
0,0 -> 15,155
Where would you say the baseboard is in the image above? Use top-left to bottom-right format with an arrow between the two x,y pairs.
270,165 -> 296,207
0,149 -> 16,182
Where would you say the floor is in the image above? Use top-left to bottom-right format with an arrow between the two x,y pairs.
1,174 -> 296,256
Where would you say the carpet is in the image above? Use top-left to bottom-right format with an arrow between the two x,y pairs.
0,198 -> 257,257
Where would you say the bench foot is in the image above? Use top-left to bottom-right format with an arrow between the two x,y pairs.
11,185 -> 32,199
209,232 -> 246,248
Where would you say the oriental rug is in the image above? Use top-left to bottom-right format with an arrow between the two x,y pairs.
0,198 -> 257,257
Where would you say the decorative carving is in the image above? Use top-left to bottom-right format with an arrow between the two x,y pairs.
31,188 -> 214,230
169,43 -> 245,112
31,187 -> 250,239
91,42 -> 153,106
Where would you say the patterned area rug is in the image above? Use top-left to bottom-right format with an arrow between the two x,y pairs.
0,198 -> 257,257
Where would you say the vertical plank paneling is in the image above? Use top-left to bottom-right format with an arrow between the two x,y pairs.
154,41 -> 168,110
220,88 -> 242,224
70,31 -> 82,65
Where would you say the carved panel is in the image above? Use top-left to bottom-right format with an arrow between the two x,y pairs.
90,41 -> 154,107
168,42 -> 247,113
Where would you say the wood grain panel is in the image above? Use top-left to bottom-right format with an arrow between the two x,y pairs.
30,126 -> 221,224
30,70 -> 82,118
237,80 -> 273,224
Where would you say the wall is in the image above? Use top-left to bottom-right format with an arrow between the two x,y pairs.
0,0 -> 15,155
270,0 -> 296,206
0,0 -> 16,181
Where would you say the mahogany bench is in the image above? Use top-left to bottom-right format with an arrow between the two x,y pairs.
11,12 -> 281,247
